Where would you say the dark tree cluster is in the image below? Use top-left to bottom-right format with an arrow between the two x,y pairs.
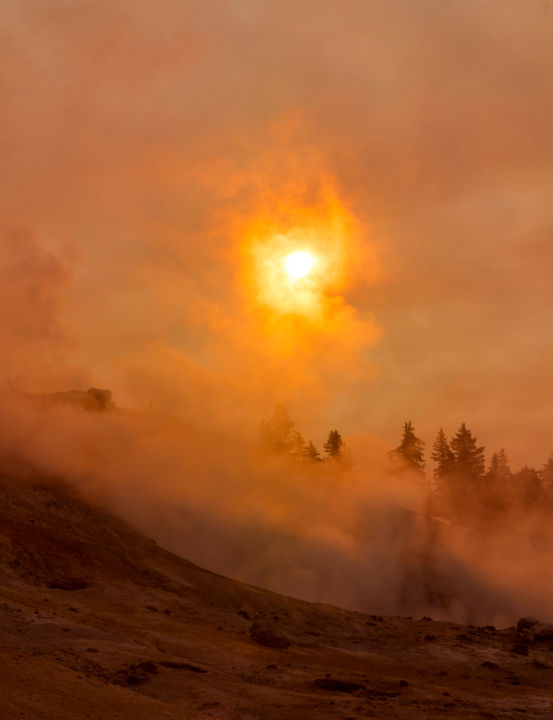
391,420 -> 553,526
256,404 -> 344,464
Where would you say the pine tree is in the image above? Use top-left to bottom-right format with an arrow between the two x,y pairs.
541,453 -> 553,490
540,453 -> 553,510
450,423 -> 485,482
392,421 -> 425,475
288,430 -> 307,461
486,449 -> 512,487
304,440 -> 322,462
323,430 -> 344,459
431,428 -> 454,480
513,466 -> 543,509
256,404 -> 296,455
480,448 -> 512,517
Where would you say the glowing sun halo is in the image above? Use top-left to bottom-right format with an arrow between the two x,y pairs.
284,250 -> 317,281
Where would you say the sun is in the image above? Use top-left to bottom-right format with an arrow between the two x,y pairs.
284,250 -> 317,281
238,188 -> 364,317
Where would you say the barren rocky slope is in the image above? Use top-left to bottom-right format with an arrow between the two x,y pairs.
1,460 -> 553,719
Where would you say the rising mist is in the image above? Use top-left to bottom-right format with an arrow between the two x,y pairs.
2,0 -> 553,626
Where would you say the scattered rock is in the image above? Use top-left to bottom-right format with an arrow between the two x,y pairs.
137,661 -> 157,673
312,678 -> 365,694
533,624 -> 553,640
40,387 -> 115,412
238,604 -> 254,620
420,616 -> 433,622
399,680 -> 409,687
249,622 -> 290,649
425,634 -> 436,641
47,578 -> 90,591
160,661 -> 207,673
512,643 -> 529,656
110,661 -> 157,687
366,688 -> 401,699
517,618 -> 539,632
517,630 -> 535,644
481,661 -> 499,670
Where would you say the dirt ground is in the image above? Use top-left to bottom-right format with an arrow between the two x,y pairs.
1,464 -> 553,720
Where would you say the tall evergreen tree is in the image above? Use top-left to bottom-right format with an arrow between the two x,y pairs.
288,430 -> 307,461
541,453 -> 553,490
323,430 -> 344,459
256,404 -> 296,455
431,428 -> 455,480
392,421 -> 425,475
304,440 -> 322,462
480,448 -> 513,517
450,423 -> 485,481
513,466 -> 543,509
433,424 -> 485,523
540,453 -> 553,510
486,449 -> 512,486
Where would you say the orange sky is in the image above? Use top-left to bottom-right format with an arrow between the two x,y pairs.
2,0 -> 553,467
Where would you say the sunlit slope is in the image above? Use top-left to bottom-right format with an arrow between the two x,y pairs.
1,460 -> 553,719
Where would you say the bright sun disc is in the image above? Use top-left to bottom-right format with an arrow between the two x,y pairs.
284,250 -> 317,281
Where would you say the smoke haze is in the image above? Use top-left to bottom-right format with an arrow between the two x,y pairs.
2,0 -> 553,624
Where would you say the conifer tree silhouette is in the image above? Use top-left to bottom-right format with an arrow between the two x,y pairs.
323,430 -> 344,459
392,421 -> 425,474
